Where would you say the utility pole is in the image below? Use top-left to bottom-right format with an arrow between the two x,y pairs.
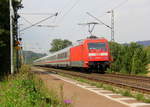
9,0 -> 14,74
107,10 -> 114,42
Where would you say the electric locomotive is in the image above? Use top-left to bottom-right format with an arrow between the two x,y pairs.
34,36 -> 112,72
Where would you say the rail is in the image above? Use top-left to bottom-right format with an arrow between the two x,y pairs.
41,67 -> 150,94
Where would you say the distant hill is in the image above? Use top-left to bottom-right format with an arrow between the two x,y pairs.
23,51 -> 46,64
136,40 -> 150,46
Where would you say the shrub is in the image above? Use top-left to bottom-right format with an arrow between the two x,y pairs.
109,42 -> 149,74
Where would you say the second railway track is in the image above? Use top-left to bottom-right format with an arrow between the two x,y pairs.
40,67 -> 150,94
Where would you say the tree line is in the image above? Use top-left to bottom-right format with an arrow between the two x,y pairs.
109,42 -> 150,74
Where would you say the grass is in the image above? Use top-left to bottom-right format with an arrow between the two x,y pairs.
59,73 -> 150,103
0,65 -> 71,107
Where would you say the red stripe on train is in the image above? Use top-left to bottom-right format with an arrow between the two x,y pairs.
46,59 -> 70,63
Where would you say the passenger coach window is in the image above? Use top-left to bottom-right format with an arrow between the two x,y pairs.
88,43 -> 107,51
57,52 -> 67,59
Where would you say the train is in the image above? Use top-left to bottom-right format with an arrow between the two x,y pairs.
33,36 -> 112,73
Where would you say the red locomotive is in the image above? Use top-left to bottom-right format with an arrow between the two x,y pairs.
34,36 -> 112,72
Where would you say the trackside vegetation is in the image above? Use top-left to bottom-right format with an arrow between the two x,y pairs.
0,65 -> 71,107
109,42 -> 149,74
144,46 -> 150,64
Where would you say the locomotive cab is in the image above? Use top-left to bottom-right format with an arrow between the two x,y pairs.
84,37 -> 111,72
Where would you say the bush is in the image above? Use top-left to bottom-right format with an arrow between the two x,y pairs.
109,42 -> 149,74
0,65 -> 69,107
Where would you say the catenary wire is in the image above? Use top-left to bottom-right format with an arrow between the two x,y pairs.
56,0 -> 81,24
20,13 -> 58,32
91,0 -> 128,19
21,16 -> 33,25
18,13 -> 54,15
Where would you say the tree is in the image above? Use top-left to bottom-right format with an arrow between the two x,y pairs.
109,42 -> 124,72
109,42 -> 148,74
0,39 -> 6,48
0,0 -> 22,77
49,39 -> 72,52
127,43 -> 148,74
144,46 -> 150,63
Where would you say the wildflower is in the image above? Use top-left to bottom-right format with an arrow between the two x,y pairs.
64,99 -> 72,104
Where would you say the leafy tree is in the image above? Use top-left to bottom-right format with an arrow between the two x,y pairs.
127,43 -> 148,74
0,29 -> 10,77
109,42 -> 122,72
49,39 -> 72,52
109,42 -> 148,74
0,40 -> 6,48
0,0 -> 22,77
144,46 -> 150,63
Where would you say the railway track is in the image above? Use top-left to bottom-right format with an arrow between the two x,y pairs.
41,67 -> 150,94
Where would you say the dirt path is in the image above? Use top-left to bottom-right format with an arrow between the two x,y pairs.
31,67 -> 150,107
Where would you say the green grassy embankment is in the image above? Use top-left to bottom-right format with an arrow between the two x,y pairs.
0,65 -> 71,107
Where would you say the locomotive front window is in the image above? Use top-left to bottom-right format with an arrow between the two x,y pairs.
88,42 -> 106,50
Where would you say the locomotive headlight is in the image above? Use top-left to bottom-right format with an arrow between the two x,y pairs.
100,53 -> 108,56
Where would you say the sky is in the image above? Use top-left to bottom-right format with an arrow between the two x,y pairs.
18,0 -> 150,54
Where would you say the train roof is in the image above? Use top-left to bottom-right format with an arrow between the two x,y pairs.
34,45 -> 72,62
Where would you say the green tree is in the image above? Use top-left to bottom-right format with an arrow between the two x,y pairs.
109,42 -> 148,74
109,42 -> 124,72
0,0 -> 22,77
131,48 -> 142,74
127,43 -> 147,74
144,46 -> 150,63
49,39 -> 72,52
0,39 -> 6,48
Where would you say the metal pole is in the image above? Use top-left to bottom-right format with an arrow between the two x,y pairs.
16,22 -> 19,72
9,0 -> 14,74
111,10 -> 115,42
